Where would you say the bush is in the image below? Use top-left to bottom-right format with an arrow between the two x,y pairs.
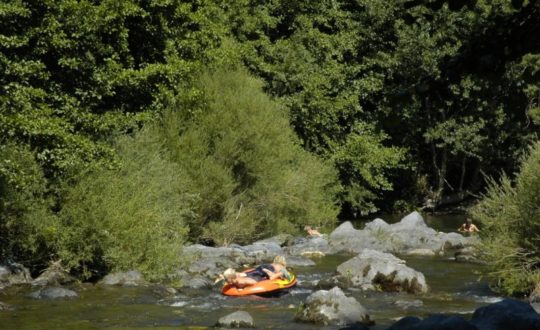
163,69 -> 340,245
56,127 -> 195,282
0,142 -> 56,270
472,142 -> 540,295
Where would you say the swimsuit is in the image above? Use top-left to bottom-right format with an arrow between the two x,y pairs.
245,264 -> 291,281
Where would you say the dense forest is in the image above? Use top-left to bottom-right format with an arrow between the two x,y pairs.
1,0 -> 539,292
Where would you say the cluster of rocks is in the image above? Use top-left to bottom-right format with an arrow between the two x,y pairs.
2,211 -> 538,330
216,296 -> 540,329
328,212 -> 477,256
180,212 -> 477,290
0,262 -> 156,302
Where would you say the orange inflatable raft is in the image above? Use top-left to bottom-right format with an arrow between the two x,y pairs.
221,271 -> 297,296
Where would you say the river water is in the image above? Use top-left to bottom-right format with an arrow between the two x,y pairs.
0,214 -> 500,330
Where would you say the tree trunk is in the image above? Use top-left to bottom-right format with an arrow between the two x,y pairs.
458,157 -> 466,192
437,146 -> 448,199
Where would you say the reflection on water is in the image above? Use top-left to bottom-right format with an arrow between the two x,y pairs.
0,214 -> 498,330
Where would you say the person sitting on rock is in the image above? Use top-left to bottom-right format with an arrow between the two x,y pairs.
458,218 -> 480,233
304,225 -> 323,238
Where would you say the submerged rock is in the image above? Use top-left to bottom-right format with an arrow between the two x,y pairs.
335,249 -> 428,294
216,311 -> 254,328
454,246 -> 485,264
28,287 -> 78,300
0,301 -> 14,311
295,286 -> 371,326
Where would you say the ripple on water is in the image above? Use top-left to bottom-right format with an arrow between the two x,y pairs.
288,288 -> 313,296
170,301 -> 188,307
471,295 -> 503,304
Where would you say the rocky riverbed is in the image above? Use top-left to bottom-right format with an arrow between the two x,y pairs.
1,212 -> 539,329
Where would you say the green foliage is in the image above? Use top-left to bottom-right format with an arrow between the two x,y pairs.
331,123 -> 406,213
227,0 -> 540,211
2,0 -> 540,282
223,0 -> 409,214
163,69 -> 340,245
0,0 -> 226,180
472,142 -> 540,295
56,128 -> 194,281
514,144 -> 540,254
0,142 -> 56,268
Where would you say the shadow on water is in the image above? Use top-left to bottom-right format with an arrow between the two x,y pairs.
0,214 -> 499,330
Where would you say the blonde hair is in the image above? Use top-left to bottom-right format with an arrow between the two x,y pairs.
273,255 -> 287,266
223,268 -> 237,280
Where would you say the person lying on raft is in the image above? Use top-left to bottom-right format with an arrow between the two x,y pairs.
221,268 -> 258,288
218,255 -> 292,288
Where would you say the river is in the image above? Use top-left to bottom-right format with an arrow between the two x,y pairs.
0,214 -> 500,330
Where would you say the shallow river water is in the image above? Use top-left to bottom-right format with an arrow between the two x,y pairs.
0,214 -> 501,330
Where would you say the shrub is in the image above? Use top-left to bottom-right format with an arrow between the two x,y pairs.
163,69 -> 340,245
56,127 -> 195,282
472,142 -> 540,295
0,142 -> 56,270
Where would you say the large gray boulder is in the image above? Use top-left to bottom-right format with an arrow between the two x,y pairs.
186,257 -> 238,280
387,314 -> 475,330
28,287 -> 78,300
470,299 -> 540,330
253,234 -> 294,247
335,249 -> 428,294
99,270 -> 147,286
295,286 -> 371,326
179,275 -> 213,290
385,298 -> 540,330
285,236 -> 331,257
242,240 -> 285,263
216,311 -> 254,328
286,255 -> 316,267
329,222 -> 378,254
329,212 -> 477,255
0,263 -> 32,289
